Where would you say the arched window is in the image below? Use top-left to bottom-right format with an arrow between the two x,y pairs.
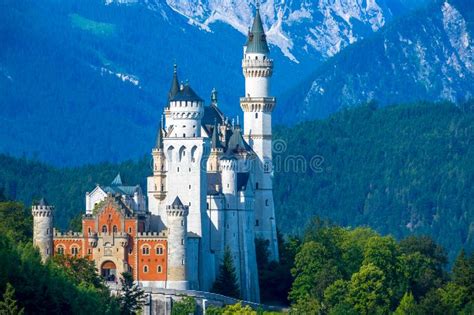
157,265 -> 162,273
128,227 -> 132,234
179,146 -> 186,162
57,245 -> 65,255
265,199 -> 269,206
142,245 -> 150,255
71,246 -> 79,256
256,182 -> 259,189
255,113 -> 258,119
143,265 -> 148,273
88,227 -> 92,234
191,146 -> 198,162
167,145 -> 175,162
156,245 -> 164,255
102,225 -> 107,233
113,225 -> 118,233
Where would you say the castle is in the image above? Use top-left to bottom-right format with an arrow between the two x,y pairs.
32,7 -> 278,303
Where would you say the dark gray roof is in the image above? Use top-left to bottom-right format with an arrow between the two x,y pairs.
211,123 -> 223,149
245,8 -> 270,54
237,172 -> 250,191
170,84 -> 203,102
202,104 -> 225,128
168,64 -> 179,101
111,173 -> 122,186
101,174 -> 141,196
225,127 -> 252,155
207,173 -> 222,195
171,196 -> 184,208
102,185 -> 140,196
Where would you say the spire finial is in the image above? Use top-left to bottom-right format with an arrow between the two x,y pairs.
256,0 -> 260,10
173,63 -> 177,74
211,88 -> 218,105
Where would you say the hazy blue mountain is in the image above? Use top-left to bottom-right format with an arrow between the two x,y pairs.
277,0 -> 474,123
0,0 -> 416,165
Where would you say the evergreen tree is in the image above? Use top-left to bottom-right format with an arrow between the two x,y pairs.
452,250 -> 474,298
118,272 -> 146,315
394,292 -> 417,315
0,283 -> 24,315
212,247 -> 240,299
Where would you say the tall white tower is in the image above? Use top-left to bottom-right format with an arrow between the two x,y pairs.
162,67 -> 213,290
32,198 -> 54,262
241,6 -> 279,261
166,196 -> 189,290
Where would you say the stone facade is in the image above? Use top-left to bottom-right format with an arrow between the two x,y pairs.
32,7 -> 277,304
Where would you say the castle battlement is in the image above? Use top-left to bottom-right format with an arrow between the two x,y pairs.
137,231 -> 167,238
54,231 -> 83,238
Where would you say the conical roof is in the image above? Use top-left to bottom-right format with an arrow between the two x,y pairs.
168,64 -> 179,101
171,83 -> 203,102
171,196 -> 184,208
225,127 -> 252,156
111,173 -> 122,186
245,7 -> 270,54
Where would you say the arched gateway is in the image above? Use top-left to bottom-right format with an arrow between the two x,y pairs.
101,261 -> 117,282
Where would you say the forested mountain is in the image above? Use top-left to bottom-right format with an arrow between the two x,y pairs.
1,0 -> 430,166
278,0 -> 474,123
1,102 -> 473,262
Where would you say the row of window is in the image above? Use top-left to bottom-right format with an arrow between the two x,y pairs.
142,265 -> 163,273
141,245 -> 165,255
93,226 -> 135,234
56,245 -> 79,256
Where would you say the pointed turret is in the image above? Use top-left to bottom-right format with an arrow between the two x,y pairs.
211,122 -> 222,150
171,196 -> 184,209
111,173 -> 122,186
245,5 -> 269,54
211,88 -> 218,106
168,64 -> 180,101
155,121 -> 164,149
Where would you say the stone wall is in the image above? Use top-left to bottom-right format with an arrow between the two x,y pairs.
140,288 -> 285,315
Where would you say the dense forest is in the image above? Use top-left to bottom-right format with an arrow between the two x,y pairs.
1,194 -> 473,314
0,102 -> 473,262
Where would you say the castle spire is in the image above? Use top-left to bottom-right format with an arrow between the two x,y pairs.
155,121 -> 164,149
111,173 -> 122,186
211,88 -> 218,106
211,122 -> 222,150
245,4 -> 269,54
168,64 -> 179,101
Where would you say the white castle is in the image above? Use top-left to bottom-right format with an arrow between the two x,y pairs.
32,6 -> 278,303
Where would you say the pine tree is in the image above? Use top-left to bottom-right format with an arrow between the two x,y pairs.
453,250 -> 474,295
212,247 -> 240,299
118,272 -> 146,315
0,283 -> 24,315
394,292 -> 418,315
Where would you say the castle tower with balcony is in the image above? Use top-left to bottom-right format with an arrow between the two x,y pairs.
241,5 -> 279,261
